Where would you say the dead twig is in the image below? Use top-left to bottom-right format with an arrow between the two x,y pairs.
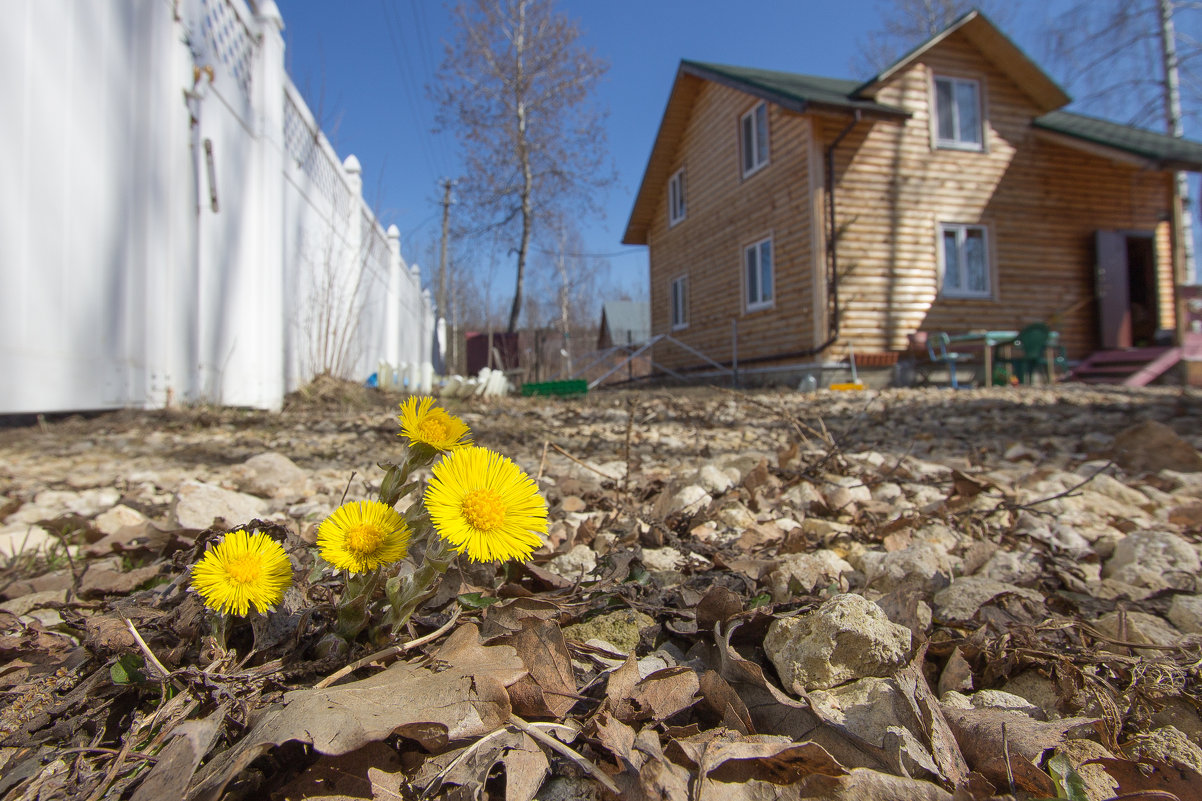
60,746 -> 158,763
993,460 -> 1115,513
547,442 -> 623,482
314,606 -> 462,689
123,618 -> 186,693
508,715 -> 620,795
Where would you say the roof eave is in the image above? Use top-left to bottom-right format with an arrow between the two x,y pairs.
1032,116 -> 1202,172
681,61 -> 909,121
1032,127 -> 1159,170
622,66 -> 703,246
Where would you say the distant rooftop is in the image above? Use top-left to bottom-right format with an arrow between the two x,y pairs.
598,301 -> 650,349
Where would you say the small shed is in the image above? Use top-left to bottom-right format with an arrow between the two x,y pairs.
597,301 -> 651,349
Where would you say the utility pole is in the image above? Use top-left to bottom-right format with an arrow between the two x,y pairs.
437,178 -> 454,372
1158,0 -> 1195,344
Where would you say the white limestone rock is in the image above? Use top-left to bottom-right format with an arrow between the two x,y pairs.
1167,594 -> 1202,635
93,504 -> 148,536
764,593 -> 912,692
1104,529 -> 1201,590
547,544 -> 596,579
230,452 -> 312,501
861,541 -> 956,594
808,677 -> 940,778
767,550 -> 854,602
932,576 -> 1044,623
697,464 -> 734,495
173,480 -> 268,530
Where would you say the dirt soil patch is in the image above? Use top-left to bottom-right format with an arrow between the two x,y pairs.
1,382 -> 1201,800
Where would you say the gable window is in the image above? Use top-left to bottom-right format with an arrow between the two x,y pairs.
668,168 -> 686,226
939,223 -> 990,298
744,237 -> 773,311
934,76 -> 982,150
670,275 -> 688,329
740,102 -> 769,176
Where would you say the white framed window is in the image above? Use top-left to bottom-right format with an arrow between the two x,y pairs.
668,168 -> 686,226
934,75 -> 983,150
740,102 -> 770,177
939,223 -> 991,298
670,274 -> 688,329
744,237 -> 773,311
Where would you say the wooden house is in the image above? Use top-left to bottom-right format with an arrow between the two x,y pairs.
622,11 -> 1202,377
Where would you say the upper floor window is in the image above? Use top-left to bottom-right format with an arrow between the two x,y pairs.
740,102 -> 770,176
670,274 -> 688,329
939,223 -> 990,298
668,168 -> 686,226
934,76 -> 982,150
744,237 -> 773,311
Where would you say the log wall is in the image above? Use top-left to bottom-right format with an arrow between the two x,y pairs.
646,80 -> 819,370
646,30 -> 1178,370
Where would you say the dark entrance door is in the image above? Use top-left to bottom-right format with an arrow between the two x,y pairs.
1095,230 -> 1159,349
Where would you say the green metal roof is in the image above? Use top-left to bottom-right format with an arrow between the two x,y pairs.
680,60 -> 907,119
1035,110 -> 1202,171
599,301 -> 650,346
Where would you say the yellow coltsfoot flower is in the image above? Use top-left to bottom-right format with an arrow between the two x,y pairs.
398,396 -> 472,451
191,530 -> 293,616
425,446 -> 547,563
318,500 -> 411,574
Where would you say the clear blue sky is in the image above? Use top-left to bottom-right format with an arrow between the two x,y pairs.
272,1 -> 1176,314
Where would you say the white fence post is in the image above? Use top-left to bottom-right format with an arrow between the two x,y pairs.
255,0 -> 286,409
387,224 -> 402,370
343,154 -> 364,380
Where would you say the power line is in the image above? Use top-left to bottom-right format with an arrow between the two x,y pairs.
377,0 -> 444,179
527,244 -> 646,259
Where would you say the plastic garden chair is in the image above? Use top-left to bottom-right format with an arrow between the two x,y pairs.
1003,322 -> 1063,384
926,332 -> 971,389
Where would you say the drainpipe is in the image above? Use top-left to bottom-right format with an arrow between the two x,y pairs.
824,110 -> 861,345
678,110 -> 863,373
714,110 -> 862,368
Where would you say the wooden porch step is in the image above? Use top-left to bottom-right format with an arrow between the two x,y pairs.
1068,347 -> 1182,386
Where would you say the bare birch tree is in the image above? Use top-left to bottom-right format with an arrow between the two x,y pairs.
431,0 -> 613,334
1041,1 -> 1201,286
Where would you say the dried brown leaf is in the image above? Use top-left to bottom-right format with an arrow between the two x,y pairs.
615,667 -> 700,724
666,729 -> 847,784
129,711 -> 223,801
413,730 -> 548,801
496,617 -> 577,719
592,710 -> 637,766
940,705 -> 1096,796
794,767 -> 956,800
696,670 -> 754,735
936,647 -> 974,697
696,586 -> 743,631
187,623 -> 524,801
1084,757 -> 1202,801
893,649 -> 970,787
478,597 -> 562,639
605,655 -> 641,709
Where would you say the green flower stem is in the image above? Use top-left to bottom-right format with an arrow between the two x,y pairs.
209,612 -> 230,653
336,568 -> 382,640
379,446 -> 440,507
384,529 -> 456,634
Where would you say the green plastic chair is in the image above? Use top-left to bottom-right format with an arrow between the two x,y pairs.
1004,323 -> 1063,384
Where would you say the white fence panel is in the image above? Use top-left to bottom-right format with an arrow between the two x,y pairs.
0,0 -> 432,413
